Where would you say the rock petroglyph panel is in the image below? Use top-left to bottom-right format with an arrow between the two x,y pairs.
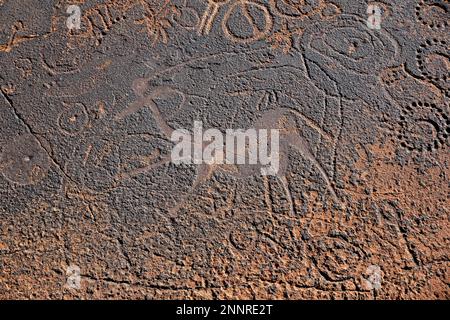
0,0 -> 448,300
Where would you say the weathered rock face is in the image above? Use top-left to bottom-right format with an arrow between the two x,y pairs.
0,0 -> 448,300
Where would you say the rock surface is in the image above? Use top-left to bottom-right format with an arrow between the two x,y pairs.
0,0 -> 448,299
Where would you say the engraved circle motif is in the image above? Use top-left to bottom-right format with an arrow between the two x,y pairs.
58,103 -> 90,136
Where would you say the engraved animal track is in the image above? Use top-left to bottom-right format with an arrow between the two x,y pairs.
380,64 -> 442,104
398,100 -> 449,152
415,38 -> 449,95
415,0 -> 449,30
380,65 -> 408,86
0,134 -> 50,186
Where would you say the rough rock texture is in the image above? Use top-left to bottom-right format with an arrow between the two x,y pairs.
0,0 -> 449,299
